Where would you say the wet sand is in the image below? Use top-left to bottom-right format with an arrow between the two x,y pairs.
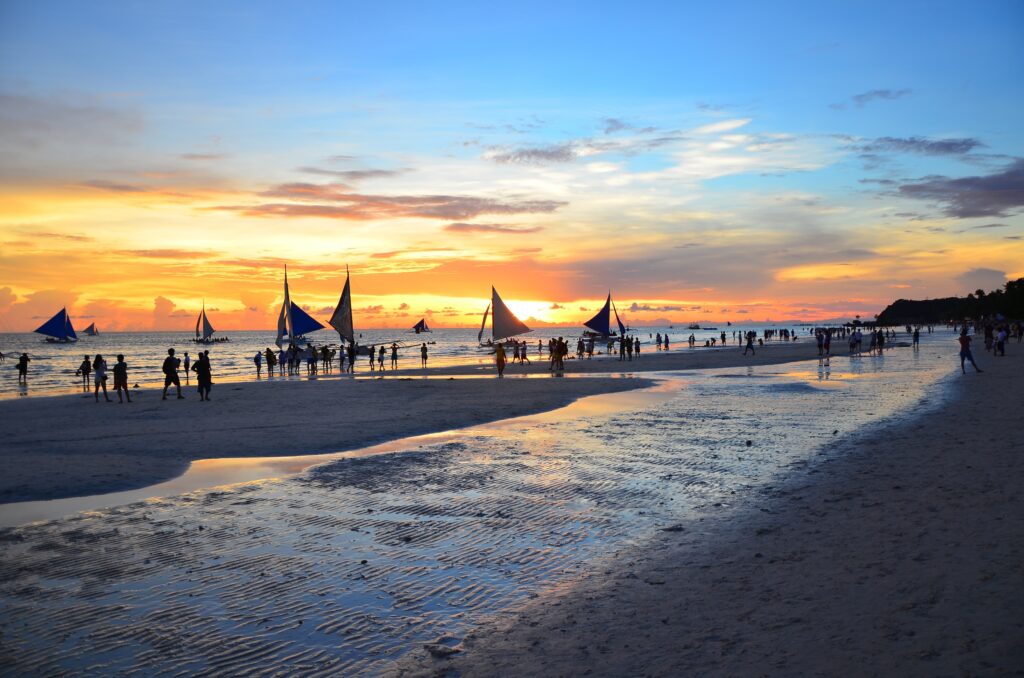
400,352 -> 1024,676
0,375 -> 657,504
0,339 -> 837,504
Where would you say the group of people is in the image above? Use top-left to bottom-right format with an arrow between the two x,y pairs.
254,341 -> 431,377
161,348 -> 213,401
75,354 -> 131,402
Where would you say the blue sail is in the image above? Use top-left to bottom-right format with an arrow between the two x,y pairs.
34,308 -> 77,341
289,301 -> 325,337
584,294 -> 612,335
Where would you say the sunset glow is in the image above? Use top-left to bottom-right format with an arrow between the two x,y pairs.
2,2 -> 1022,331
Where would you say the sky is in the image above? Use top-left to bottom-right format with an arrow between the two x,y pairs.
1,0 -> 1022,331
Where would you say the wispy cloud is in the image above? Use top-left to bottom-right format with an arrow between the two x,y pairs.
831,88 -> 911,110
488,143 -> 579,164
691,118 -> 751,135
80,179 -> 148,192
856,136 -> 983,155
180,153 -> 226,160
443,222 -> 543,234
298,167 -> 405,181
898,159 -> 1024,218
213,183 -> 567,220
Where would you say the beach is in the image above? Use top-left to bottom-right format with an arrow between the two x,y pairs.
0,339 -> 838,504
399,351 -> 1024,676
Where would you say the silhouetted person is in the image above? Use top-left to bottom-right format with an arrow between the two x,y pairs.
183,352 -> 191,384
495,342 -> 507,377
254,351 -> 262,377
193,350 -> 213,400
958,332 -> 982,374
113,354 -> 131,403
421,343 -> 428,368
162,348 -> 184,400
77,355 -> 91,389
92,354 -> 111,402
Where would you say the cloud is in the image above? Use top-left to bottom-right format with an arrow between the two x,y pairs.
443,222 -> 543,234
857,136 -> 983,155
970,223 -> 1011,229
600,117 -> 656,135
898,159 -> 1024,218
80,179 -> 148,193
115,248 -> 214,259
550,303 -> 564,310
691,118 -> 751,135
831,88 -> 911,110
359,305 -> 385,314
0,287 -> 16,311
954,268 -> 1007,293
489,143 -> 578,164
398,303 -> 409,310
180,153 -> 225,160
629,302 -> 684,312
298,167 -> 404,181
0,92 -> 142,148
214,185 -> 567,221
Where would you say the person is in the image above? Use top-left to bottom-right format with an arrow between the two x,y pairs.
958,331 -> 983,374
162,348 -> 184,400
92,354 -> 111,402
619,337 -> 626,361
76,355 -> 92,389
495,342 -> 507,377
265,347 -> 277,375
664,335 -> 670,351
912,327 -> 920,349
183,352 -> 191,384
626,336 -> 633,361
634,336 -> 640,357
420,342 -> 428,368
113,354 -> 131,403
823,330 -> 831,356
193,350 -> 213,401
254,351 -> 263,377
816,331 -> 824,356
17,353 -> 30,384
743,331 -> 755,355
377,345 -> 386,371
347,343 -> 356,373
390,343 -> 399,369
520,340 -> 530,364
995,326 -> 1008,357
367,345 -> 375,371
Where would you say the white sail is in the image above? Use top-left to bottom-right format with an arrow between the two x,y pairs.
491,286 -> 531,341
276,266 -> 291,347
477,303 -> 490,342
329,267 -> 354,343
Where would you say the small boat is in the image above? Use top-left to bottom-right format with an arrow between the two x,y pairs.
478,286 -> 531,347
192,302 -> 224,344
582,292 -> 627,340
411,318 -> 431,334
275,266 -> 327,346
84,322 -> 99,336
35,308 -> 78,343
687,323 -> 701,330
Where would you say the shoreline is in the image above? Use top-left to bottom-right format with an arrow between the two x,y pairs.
399,352 -> 1024,675
0,341 -> 863,506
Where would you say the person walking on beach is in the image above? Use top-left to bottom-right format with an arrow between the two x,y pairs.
958,331 -> 983,374
113,354 -> 131,403
92,354 -> 111,402
495,342 -> 507,377
183,352 -> 191,384
743,331 -> 756,355
254,351 -> 263,378
162,348 -> 184,400
520,340 -> 530,364
193,350 -> 213,401
76,355 -> 92,390
421,342 -> 428,368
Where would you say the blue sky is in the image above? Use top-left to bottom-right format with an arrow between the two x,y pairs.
1,1 -> 1022,328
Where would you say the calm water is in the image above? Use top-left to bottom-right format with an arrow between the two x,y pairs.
0,324 -> 811,398
0,336 -> 957,675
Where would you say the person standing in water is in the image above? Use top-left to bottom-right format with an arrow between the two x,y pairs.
92,354 -> 111,402
390,343 -> 399,370
113,354 -> 131,403
254,351 -> 263,377
183,352 -> 191,384
17,353 -> 30,384
495,342 -> 507,377
161,348 -> 184,400
420,342 -> 428,368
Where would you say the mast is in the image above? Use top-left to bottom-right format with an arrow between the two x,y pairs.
276,266 -> 291,346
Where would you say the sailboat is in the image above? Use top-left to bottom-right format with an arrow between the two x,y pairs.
411,318 -> 430,334
329,267 -> 354,345
582,292 -> 627,339
193,302 -> 219,344
35,307 -> 78,343
478,286 -> 531,346
84,322 -> 99,336
275,266 -> 327,347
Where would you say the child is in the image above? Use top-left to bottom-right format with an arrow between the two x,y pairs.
113,354 -> 131,403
